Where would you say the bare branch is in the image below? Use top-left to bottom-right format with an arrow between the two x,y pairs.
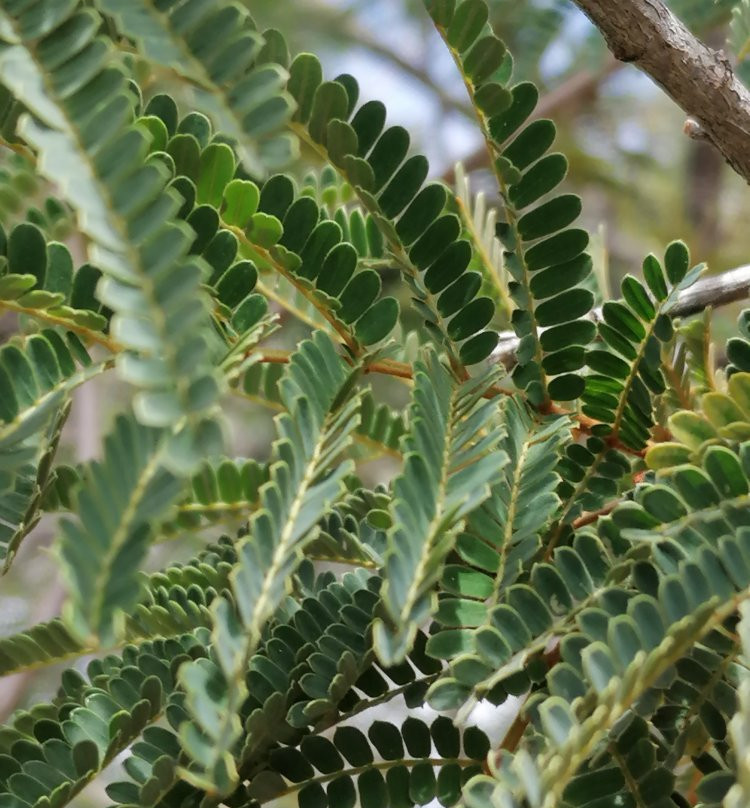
670,265 -> 750,317
492,264 -> 750,367
570,0 -> 750,184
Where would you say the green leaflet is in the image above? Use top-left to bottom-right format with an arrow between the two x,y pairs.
280,577 -> 442,732
656,633 -> 742,770
424,0 -> 595,405
552,434 -> 632,534
0,537 -> 242,678
178,332 -> 364,795
676,307 -> 714,399
96,0 -> 297,174
646,371 -> 750,470
107,571 -> 441,808
0,155 -> 74,238
466,397 -> 570,587
134,99 -> 400,351
581,242 -> 702,451
605,440 -> 750,554
426,397 -> 571,709
0,329 -> 108,570
2,223 -> 96,325
254,716 -> 488,808
453,161 -> 513,324
0,330 -> 108,452
373,350 -> 506,666
470,530 -> 750,808
427,533 -> 614,712
0,3 -> 221,460
0,397 -> 70,572
241,360 -> 404,459
725,601 -> 750,808
58,414 -> 182,645
305,486 -> 389,566
285,52 -> 499,366
548,243 -> 702,556
468,714 -> 676,808
469,437 -> 750,806
159,457 -> 268,535
728,307 -> 750,377
107,568 -> 378,808
0,632 -> 204,808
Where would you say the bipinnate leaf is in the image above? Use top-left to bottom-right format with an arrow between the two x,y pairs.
178,332 -> 364,795
374,349 -> 506,665
58,415 -> 181,646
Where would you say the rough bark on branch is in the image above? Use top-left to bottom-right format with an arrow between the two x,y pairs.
571,0 -> 750,184
492,264 -> 750,367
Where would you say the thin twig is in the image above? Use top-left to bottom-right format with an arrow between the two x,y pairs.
571,499 -> 620,530
491,264 -> 750,367
256,352 -> 648,458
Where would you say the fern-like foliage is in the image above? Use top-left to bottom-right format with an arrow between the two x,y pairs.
131,95 -> 400,353
177,332 -> 364,795
0,394 -> 69,570
248,714 -> 490,808
374,350 -> 504,665
97,0 -> 297,174
453,160 -> 512,323
426,396 -> 572,709
283,53 -> 499,367
425,0 -> 596,405
0,1 -> 223,461
58,414 -> 183,645
724,601 -> 750,807
0,1 -> 749,808
0,631 -> 207,808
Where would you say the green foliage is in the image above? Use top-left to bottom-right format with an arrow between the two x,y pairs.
0,2 -> 749,808
425,0 -> 597,405
58,414 -> 183,645
374,351 -> 504,665
285,50 -> 499,366
578,243 -> 702,451
97,0 -> 297,174
0,5 -> 223,445
177,331 -> 365,795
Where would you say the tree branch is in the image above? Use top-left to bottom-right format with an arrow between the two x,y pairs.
570,0 -> 750,184
492,264 -> 750,367
668,264 -> 750,317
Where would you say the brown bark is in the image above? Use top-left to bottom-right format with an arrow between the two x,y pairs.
571,0 -> 750,184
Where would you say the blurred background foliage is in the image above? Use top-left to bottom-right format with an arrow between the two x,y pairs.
2,1 -> 750,804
